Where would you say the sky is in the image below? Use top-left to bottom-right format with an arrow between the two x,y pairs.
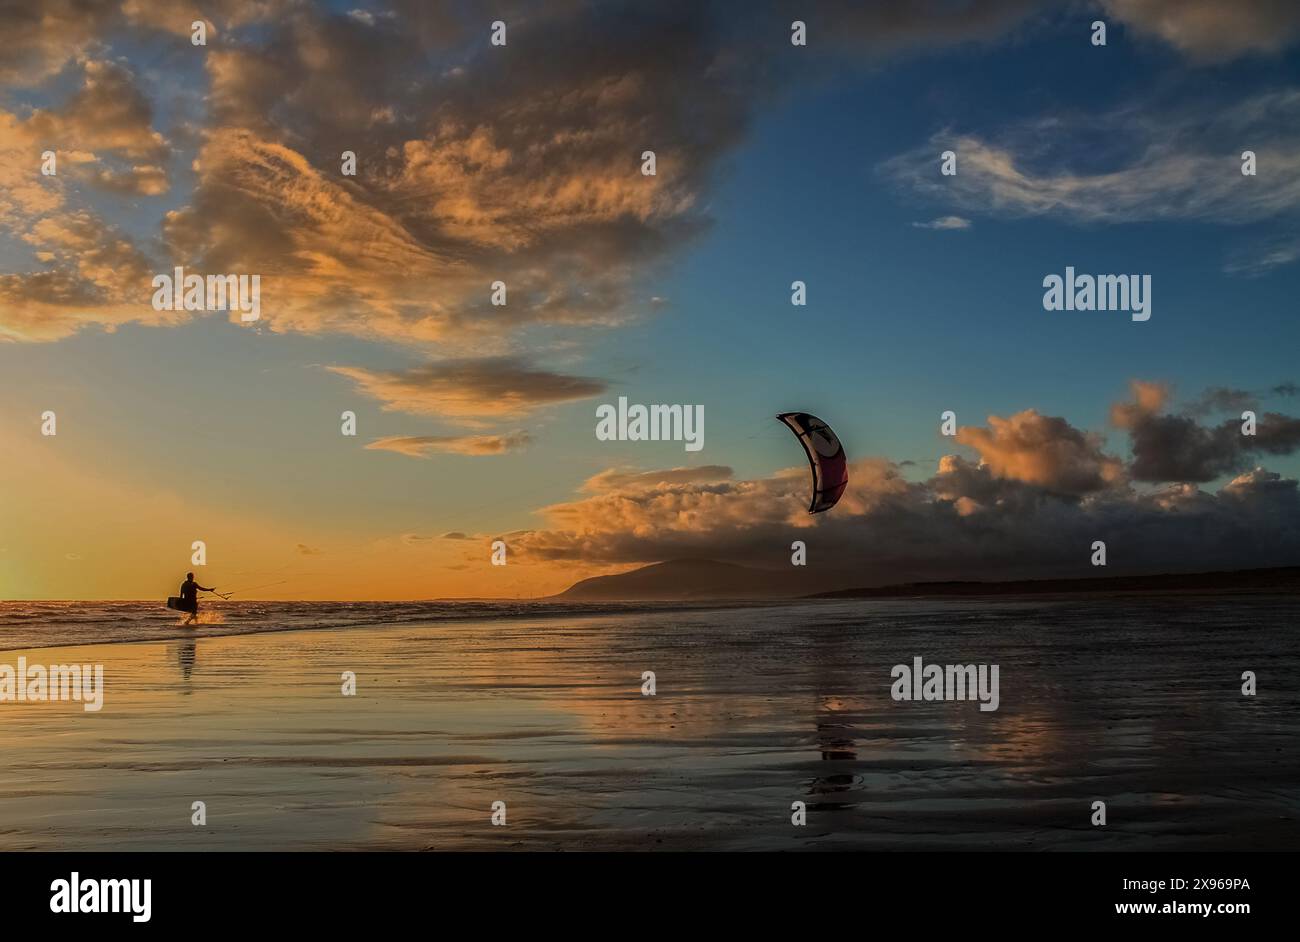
2,0 -> 1300,600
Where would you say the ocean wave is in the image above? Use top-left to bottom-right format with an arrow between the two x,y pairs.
0,599 -> 782,651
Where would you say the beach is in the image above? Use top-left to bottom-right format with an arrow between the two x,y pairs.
0,596 -> 1296,851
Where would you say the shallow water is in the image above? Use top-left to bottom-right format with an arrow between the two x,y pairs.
0,598 -> 744,649
0,596 -> 1296,850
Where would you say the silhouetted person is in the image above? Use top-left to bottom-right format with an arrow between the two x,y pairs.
179,572 -> 215,625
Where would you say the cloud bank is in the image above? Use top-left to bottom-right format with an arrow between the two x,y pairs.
509,382 -> 1300,582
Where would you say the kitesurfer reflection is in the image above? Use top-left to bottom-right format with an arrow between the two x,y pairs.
811,695 -> 858,799
805,637 -> 859,804
169,639 -> 197,689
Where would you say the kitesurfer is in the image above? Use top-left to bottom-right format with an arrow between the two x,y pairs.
178,572 -> 216,625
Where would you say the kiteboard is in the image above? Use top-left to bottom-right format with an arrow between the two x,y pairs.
167,596 -> 196,613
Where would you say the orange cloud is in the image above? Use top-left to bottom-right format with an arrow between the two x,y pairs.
581,465 -> 734,492
1110,379 -> 1170,428
0,60 -> 177,340
364,432 -> 532,457
955,409 -> 1125,495
0,211 -> 174,341
23,60 -> 169,165
0,0 -> 118,85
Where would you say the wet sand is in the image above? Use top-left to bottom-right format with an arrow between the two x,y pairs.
0,597 -> 1296,850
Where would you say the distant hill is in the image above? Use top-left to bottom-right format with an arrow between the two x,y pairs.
809,566 -> 1300,599
555,560 -> 1300,602
555,558 -> 841,601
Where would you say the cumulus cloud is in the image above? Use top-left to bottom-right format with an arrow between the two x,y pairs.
0,0 -> 119,85
331,358 -> 606,420
1222,466 -> 1300,504
119,0 -> 288,37
1186,386 -> 1260,416
88,163 -> 171,196
0,59 -> 177,339
24,60 -> 169,164
0,211 -> 172,341
510,451 -> 1300,580
955,409 -> 1125,496
503,385 -> 1300,581
0,113 -> 65,226
1111,381 -> 1300,482
364,431 -> 532,457
0,59 -> 171,211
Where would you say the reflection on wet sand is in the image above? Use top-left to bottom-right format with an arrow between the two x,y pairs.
810,696 -> 859,805
169,639 -> 197,686
0,595 -> 1294,850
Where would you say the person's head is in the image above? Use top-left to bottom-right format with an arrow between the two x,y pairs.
186,572 -> 194,581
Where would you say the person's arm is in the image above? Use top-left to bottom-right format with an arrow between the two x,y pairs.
197,584 -> 215,592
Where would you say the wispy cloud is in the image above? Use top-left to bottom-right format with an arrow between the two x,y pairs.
582,465 -> 734,492
364,431 -> 532,457
881,90 -> 1300,227
912,215 -> 971,230
1223,234 -> 1300,277
331,358 -> 606,421
1102,0 -> 1300,62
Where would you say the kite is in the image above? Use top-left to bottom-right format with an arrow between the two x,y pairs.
776,412 -> 848,514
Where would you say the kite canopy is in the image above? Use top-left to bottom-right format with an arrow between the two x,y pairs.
776,412 -> 848,514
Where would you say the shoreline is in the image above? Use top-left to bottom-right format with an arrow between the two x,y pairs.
4,588 -> 1299,653
0,598 -> 796,654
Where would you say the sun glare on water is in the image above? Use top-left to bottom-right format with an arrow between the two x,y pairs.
177,612 -> 225,626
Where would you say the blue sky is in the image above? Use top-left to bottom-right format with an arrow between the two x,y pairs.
603,31 -> 1300,483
